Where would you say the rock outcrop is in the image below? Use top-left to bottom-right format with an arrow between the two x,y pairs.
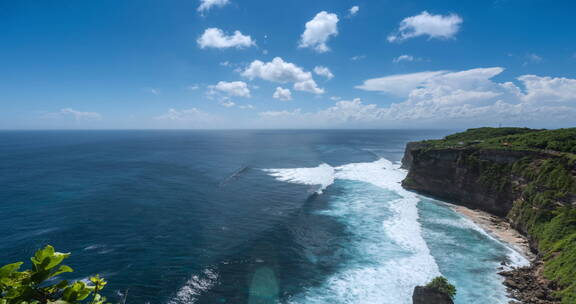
412,286 -> 454,304
500,261 -> 561,304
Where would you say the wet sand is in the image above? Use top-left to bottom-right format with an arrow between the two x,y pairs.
450,204 -> 536,261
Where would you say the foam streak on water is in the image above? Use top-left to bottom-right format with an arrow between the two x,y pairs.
167,268 -> 219,304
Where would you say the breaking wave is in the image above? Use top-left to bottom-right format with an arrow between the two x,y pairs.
265,159 -> 441,303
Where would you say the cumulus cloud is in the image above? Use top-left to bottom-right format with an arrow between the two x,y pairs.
198,0 -> 229,13
197,28 -> 255,49
259,69 -> 576,127
314,66 -> 334,79
349,6 -> 360,17
273,87 -> 292,101
388,11 -> 463,42
519,75 -> 576,103
208,81 -> 251,97
299,11 -> 339,53
241,57 -> 324,94
46,108 -> 102,121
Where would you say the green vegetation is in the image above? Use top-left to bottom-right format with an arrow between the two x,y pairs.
509,157 -> 576,303
0,245 -> 109,304
457,152 -> 512,193
417,127 -> 576,303
425,276 -> 457,299
423,127 -> 576,154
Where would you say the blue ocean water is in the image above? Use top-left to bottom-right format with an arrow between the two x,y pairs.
0,130 -> 527,304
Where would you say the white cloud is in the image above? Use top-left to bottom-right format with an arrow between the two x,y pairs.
156,108 -> 212,121
219,99 -> 236,107
198,0 -> 229,13
273,87 -> 292,101
144,88 -> 161,95
239,104 -> 254,110
187,84 -> 200,91
351,55 -> 366,61
314,66 -> 334,79
524,53 -> 543,65
330,96 -> 342,101
260,69 -> 576,127
46,108 -> 102,121
208,81 -> 251,97
356,71 -> 447,96
349,6 -> 360,17
197,28 -> 255,49
259,98 -> 388,126
242,57 -> 324,94
388,11 -> 463,42
519,75 -> 576,103
299,11 -> 339,53
392,54 -> 419,63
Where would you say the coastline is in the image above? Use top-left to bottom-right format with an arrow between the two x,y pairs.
448,204 -> 535,262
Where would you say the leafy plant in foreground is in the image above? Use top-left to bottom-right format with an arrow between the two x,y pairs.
0,245 -> 108,304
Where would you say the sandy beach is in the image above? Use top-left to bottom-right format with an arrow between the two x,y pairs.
450,204 -> 536,262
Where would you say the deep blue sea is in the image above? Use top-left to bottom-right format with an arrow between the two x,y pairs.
0,130 -> 528,304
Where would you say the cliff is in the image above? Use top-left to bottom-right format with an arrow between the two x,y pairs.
401,127 -> 576,304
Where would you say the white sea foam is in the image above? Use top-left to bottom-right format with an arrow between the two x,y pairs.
267,159 -> 441,303
263,163 -> 335,193
167,268 -> 218,304
457,216 -> 530,268
265,158 -> 530,303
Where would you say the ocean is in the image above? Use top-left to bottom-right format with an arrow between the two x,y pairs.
0,130 -> 528,304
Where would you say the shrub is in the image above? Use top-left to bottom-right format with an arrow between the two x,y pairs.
426,276 -> 457,299
0,245 -> 108,304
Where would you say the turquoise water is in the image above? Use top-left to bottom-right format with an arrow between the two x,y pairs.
0,130 -> 526,303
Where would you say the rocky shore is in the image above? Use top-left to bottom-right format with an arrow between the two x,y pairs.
500,261 -> 562,304
449,205 -> 561,303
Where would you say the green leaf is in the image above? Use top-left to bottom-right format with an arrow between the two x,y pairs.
0,262 -> 23,277
62,282 -> 92,302
30,245 -> 70,272
50,265 -> 73,278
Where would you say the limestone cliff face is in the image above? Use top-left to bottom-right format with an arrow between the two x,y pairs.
402,143 -> 540,216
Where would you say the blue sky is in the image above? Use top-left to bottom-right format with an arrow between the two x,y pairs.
1,0 -> 576,129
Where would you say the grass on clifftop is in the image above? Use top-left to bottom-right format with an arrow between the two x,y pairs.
423,127 -> 576,154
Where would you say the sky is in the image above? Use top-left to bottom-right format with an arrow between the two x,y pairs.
1,0 -> 576,129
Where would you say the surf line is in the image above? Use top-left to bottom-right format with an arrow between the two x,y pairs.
264,158 -> 443,303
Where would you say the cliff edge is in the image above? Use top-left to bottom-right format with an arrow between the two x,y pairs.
401,127 -> 576,304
